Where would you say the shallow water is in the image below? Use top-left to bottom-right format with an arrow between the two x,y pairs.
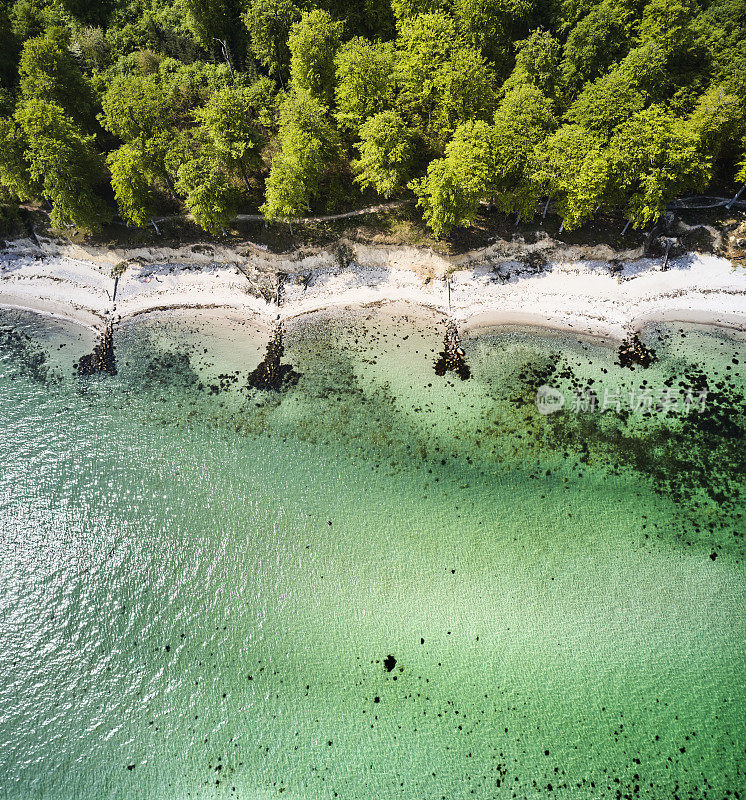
0,305 -> 743,800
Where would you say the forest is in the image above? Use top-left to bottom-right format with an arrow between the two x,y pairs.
0,0 -> 744,238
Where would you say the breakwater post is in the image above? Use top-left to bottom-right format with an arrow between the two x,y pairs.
661,239 -> 672,272
276,272 -> 287,307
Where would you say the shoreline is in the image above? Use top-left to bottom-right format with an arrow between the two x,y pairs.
0,240 -> 744,342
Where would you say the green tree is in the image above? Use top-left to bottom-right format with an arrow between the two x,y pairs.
195,84 -> 265,190
0,115 -> 36,200
638,0 -> 710,108
390,0 -> 452,21
531,124 -> 609,229
181,0 -> 243,56
176,152 -> 241,235
491,83 -> 555,215
560,0 -> 633,96
244,0 -> 300,88
698,0 -> 746,96
736,139 -> 746,184
453,0 -> 516,73
73,25 -> 110,71
262,88 -> 339,219
243,75 -> 279,129
501,29 -> 562,103
288,9 -> 344,105
638,0 -> 699,57
554,0 -> 598,34
104,3 -> 201,64
18,26 -> 95,123
10,0 -> 69,42
410,120 -> 494,237
262,129 -> 321,219
334,37 -> 395,133
432,46 -> 497,147
685,84 -> 745,160
353,110 -> 414,197
107,142 -> 156,226
607,104 -> 711,228
395,12 -> 456,131
99,73 -> 174,143
566,43 -> 667,139
99,72 -> 176,216
15,98 -> 108,230
155,57 -> 234,120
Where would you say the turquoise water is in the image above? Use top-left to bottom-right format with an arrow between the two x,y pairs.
0,305 -> 744,799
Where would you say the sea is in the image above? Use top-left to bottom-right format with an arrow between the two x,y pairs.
0,303 -> 743,800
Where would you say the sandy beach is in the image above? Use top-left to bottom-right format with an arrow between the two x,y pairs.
0,236 -> 744,339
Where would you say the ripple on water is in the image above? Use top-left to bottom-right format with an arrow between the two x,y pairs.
0,306 -> 743,800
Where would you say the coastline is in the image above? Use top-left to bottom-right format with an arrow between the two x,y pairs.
0,235 -> 744,341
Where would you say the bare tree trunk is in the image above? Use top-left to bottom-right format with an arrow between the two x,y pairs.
213,38 -> 235,82
542,197 -> 551,218
727,183 -> 745,210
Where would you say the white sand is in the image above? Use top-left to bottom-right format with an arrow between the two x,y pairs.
1,243 -> 744,340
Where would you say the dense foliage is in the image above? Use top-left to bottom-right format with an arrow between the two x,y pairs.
0,0 -> 744,237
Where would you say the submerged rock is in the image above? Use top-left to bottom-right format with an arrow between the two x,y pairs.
75,321 -> 117,376
0,324 -> 53,383
618,333 -> 656,369
434,319 -> 471,380
247,323 -> 300,391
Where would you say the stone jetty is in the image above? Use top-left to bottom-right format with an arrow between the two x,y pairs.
247,323 -> 300,391
75,320 -> 117,375
434,319 -> 471,380
618,333 -> 657,369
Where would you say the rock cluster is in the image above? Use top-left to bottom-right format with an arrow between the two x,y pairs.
75,321 -> 117,375
247,323 -> 300,391
618,333 -> 656,369
434,319 -> 471,380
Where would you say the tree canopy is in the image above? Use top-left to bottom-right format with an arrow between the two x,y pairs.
354,110 -> 415,197
0,0 -> 743,237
